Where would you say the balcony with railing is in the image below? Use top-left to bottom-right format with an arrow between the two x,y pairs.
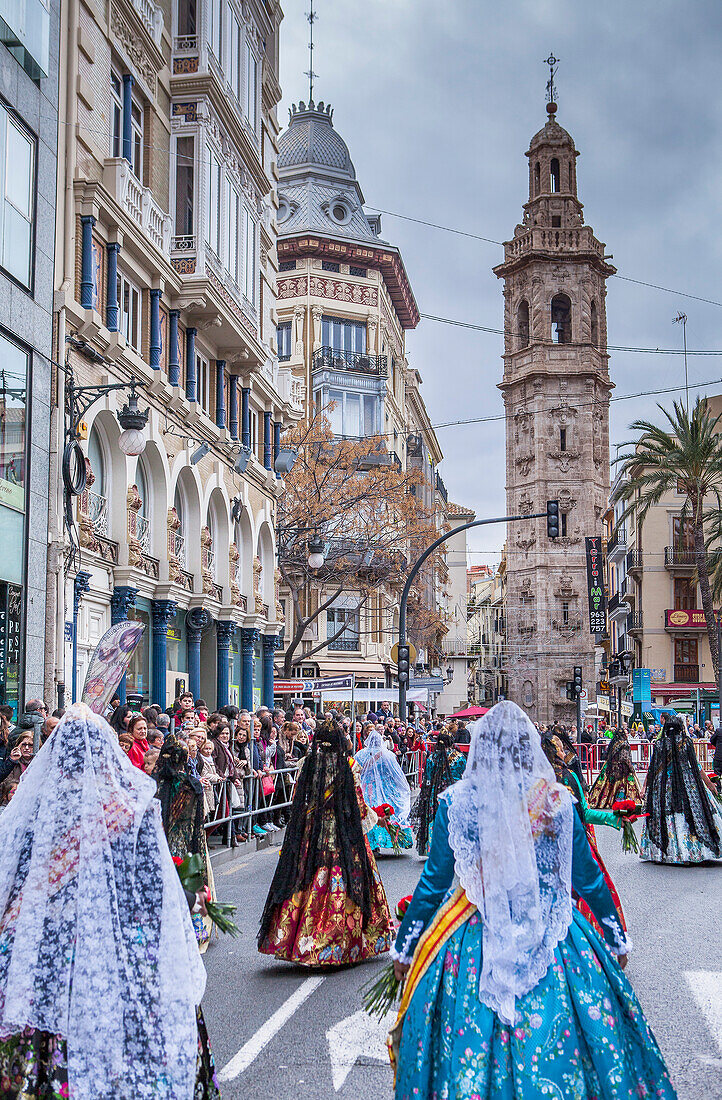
103,159 -> 172,258
137,515 -> 151,554
173,532 -> 186,568
608,590 -> 630,622
627,611 -> 643,633
328,636 -> 361,652
606,526 -> 627,563
132,0 -> 163,42
626,548 -> 643,574
664,546 -> 697,570
312,346 -> 388,377
436,472 -> 448,503
504,224 -> 605,261
442,637 -> 469,656
88,491 -> 108,537
674,664 -> 700,683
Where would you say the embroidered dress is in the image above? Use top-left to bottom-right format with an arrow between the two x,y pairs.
258,725 -> 393,966
640,717 -> 722,864
391,801 -> 676,1100
410,738 -> 466,857
588,729 -> 642,809
355,732 -> 413,852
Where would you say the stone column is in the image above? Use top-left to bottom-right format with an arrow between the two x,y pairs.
240,627 -> 259,711
168,310 -> 180,386
186,607 -> 211,700
185,326 -> 197,402
149,288 -> 162,370
80,215 -> 95,309
228,377 -> 239,440
273,421 -> 281,479
151,600 -> 176,707
263,411 -> 272,470
241,387 -> 250,449
215,359 -> 226,428
216,620 -> 236,709
261,634 -> 276,709
110,585 -> 137,703
106,242 -> 120,330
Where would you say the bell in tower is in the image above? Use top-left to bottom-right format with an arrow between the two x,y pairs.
493,60 -> 616,725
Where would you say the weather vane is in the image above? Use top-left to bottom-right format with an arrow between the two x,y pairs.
544,53 -> 559,107
305,1 -> 317,105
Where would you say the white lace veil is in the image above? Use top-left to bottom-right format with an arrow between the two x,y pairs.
444,700 -> 574,1025
354,731 -> 411,827
0,703 -> 206,1100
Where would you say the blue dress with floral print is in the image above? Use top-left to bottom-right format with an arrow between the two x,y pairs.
393,801 -> 677,1100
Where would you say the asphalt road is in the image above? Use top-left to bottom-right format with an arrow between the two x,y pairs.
202,828 -> 722,1100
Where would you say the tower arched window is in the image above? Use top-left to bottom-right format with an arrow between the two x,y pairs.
550,158 -> 560,193
590,300 -> 598,346
517,299 -> 530,348
534,162 -> 540,196
568,159 -> 574,191
551,294 -> 572,344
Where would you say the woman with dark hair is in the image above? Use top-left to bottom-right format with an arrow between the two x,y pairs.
109,702 -> 132,734
641,714 -> 722,863
588,725 -> 642,808
389,702 -> 675,1100
410,733 -> 465,856
154,734 -> 216,950
258,719 -> 392,967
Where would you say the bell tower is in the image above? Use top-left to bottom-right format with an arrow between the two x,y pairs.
493,78 -> 615,724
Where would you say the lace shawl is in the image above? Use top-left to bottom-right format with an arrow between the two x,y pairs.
354,731 -> 411,827
444,700 -> 574,1026
0,704 -> 206,1100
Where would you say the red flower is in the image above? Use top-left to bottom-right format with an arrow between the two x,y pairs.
612,799 -> 638,815
395,895 -> 412,921
373,803 -> 395,819
172,856 -> 184,866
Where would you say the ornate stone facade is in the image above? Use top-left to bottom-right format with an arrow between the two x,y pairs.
494,103 -> 615,723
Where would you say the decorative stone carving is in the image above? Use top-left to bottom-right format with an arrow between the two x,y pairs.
77,458 -> 100,553
515,454 -> 534,477
200,526 -> 215,597
127,484 -> 143,568
274,567 -> 284,621
229,542 -> 241,606
167,507 -> 182,584
518,492 -> 534,516
253,555 -> 264,614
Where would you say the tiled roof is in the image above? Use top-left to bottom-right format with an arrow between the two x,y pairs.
447,501 -> 476,518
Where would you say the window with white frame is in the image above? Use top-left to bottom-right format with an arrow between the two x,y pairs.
248,407 -> 258,454
277,322 -> 292,361
323,388 -> 377,439
117,272 -> 141,352
209,0 -> 222,64
174,135 -> 194,237
244,39 -> 258,131
110,71 -> 123,157
196,351 -> 210,414
225,178 -> 241,285
242,205 -> 255,303
205,147 -> 221,256
229,8 -> 242,102
0,106 -> 35,289
130,100 -> 144,181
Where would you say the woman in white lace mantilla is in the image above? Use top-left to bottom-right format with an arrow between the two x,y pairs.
388,700 -> 677,1100
0,703 -> 220,1100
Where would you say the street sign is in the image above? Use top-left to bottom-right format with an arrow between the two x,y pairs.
273,680 -> 301,694
579,688 -> 588,700
313,675 -> 354,691
409,676 -> 444,691
391,641 -> 417,666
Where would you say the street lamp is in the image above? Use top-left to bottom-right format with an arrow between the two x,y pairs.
307,534 -> 326,570
117,391 -> 149,456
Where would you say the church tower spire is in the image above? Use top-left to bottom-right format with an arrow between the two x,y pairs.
493,83 -> 616,725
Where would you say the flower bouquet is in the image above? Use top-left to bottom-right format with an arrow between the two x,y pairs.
373,803 -> 402,854
612,800 -> 647,854
173,854 -> 240,936
361,963 -> 403,1020
395,895 -> 412,922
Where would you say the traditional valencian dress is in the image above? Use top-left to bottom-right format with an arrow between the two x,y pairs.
0,704 -> 220,1100
588,727 -> 643,808
258,722 -> 393,966
409,734 -> 465,856
355,731 -> 413,852
542,730 -> 628,940
641,715 -> 722,864
389,701 -> 676,1100
154,735 -> 216,951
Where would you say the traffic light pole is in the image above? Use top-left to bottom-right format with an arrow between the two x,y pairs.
397,509 -> 551,721
576,691 -> 582,746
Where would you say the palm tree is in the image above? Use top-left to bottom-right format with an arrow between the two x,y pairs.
615,397 -> 722,679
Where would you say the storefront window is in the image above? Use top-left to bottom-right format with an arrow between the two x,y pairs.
166,609 -> 187,675
0,334 -> 27,717
0,581 -> 22,718
252,636 -> 261,709
230,640 -> 240,706
126,597 -> 151,703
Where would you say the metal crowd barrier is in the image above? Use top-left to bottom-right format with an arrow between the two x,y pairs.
203,763 -> 300,847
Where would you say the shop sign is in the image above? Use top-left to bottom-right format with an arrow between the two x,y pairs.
313,675 -> 353,691
585,536 -> 606,634
274,679 -> 302,694
166,627 -> 182,641
0,478 -> 24,512
633,668 -> 652,706
665,609 -> 707,628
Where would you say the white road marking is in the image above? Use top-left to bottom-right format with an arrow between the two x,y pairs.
326,1008 -> 394,1091
219,975 -> 325,1081
685,971 -> 722,1053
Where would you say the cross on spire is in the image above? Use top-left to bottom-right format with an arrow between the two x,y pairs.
306,1 -> 318,105
544,52 -> 559,111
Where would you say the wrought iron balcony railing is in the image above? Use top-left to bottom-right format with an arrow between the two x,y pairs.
312,346 -> 388,377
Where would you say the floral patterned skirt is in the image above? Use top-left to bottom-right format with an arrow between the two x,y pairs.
394,905 -> 676,1100
258,841 -> 393,967
0,1008 -> 220,1099
588,771 -> 642,810
367,824 -> 413,852
640,807 -> 722,863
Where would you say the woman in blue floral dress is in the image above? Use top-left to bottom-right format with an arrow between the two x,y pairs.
389,701 -> 676,1100
355,731 -> 413,852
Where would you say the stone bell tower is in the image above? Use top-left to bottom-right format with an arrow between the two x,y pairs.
493,82 -> 615,725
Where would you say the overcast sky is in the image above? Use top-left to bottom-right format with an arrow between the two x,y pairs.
278,0 -> 722,563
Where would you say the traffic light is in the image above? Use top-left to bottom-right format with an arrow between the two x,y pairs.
574,666 -> 583,695
565,681 -> 575,701
397,644 -> 411,686
546,500 -> 560,539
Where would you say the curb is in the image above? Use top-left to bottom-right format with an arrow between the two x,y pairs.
209,826 -> 285,868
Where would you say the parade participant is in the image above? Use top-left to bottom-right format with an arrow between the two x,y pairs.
154,734 -> 216,950
410,732 -> 465,856
258,718 -> 392,966
641,714 -> 722,863
588,724 -> 642,808
388,702 -> 676,1100
355,730 -> 413,852
542,730 -> 627,939
0,704 -> 218,1100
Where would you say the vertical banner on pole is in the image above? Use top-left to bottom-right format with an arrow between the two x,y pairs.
585,536 -> 607,634
81,621 -> 145,714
